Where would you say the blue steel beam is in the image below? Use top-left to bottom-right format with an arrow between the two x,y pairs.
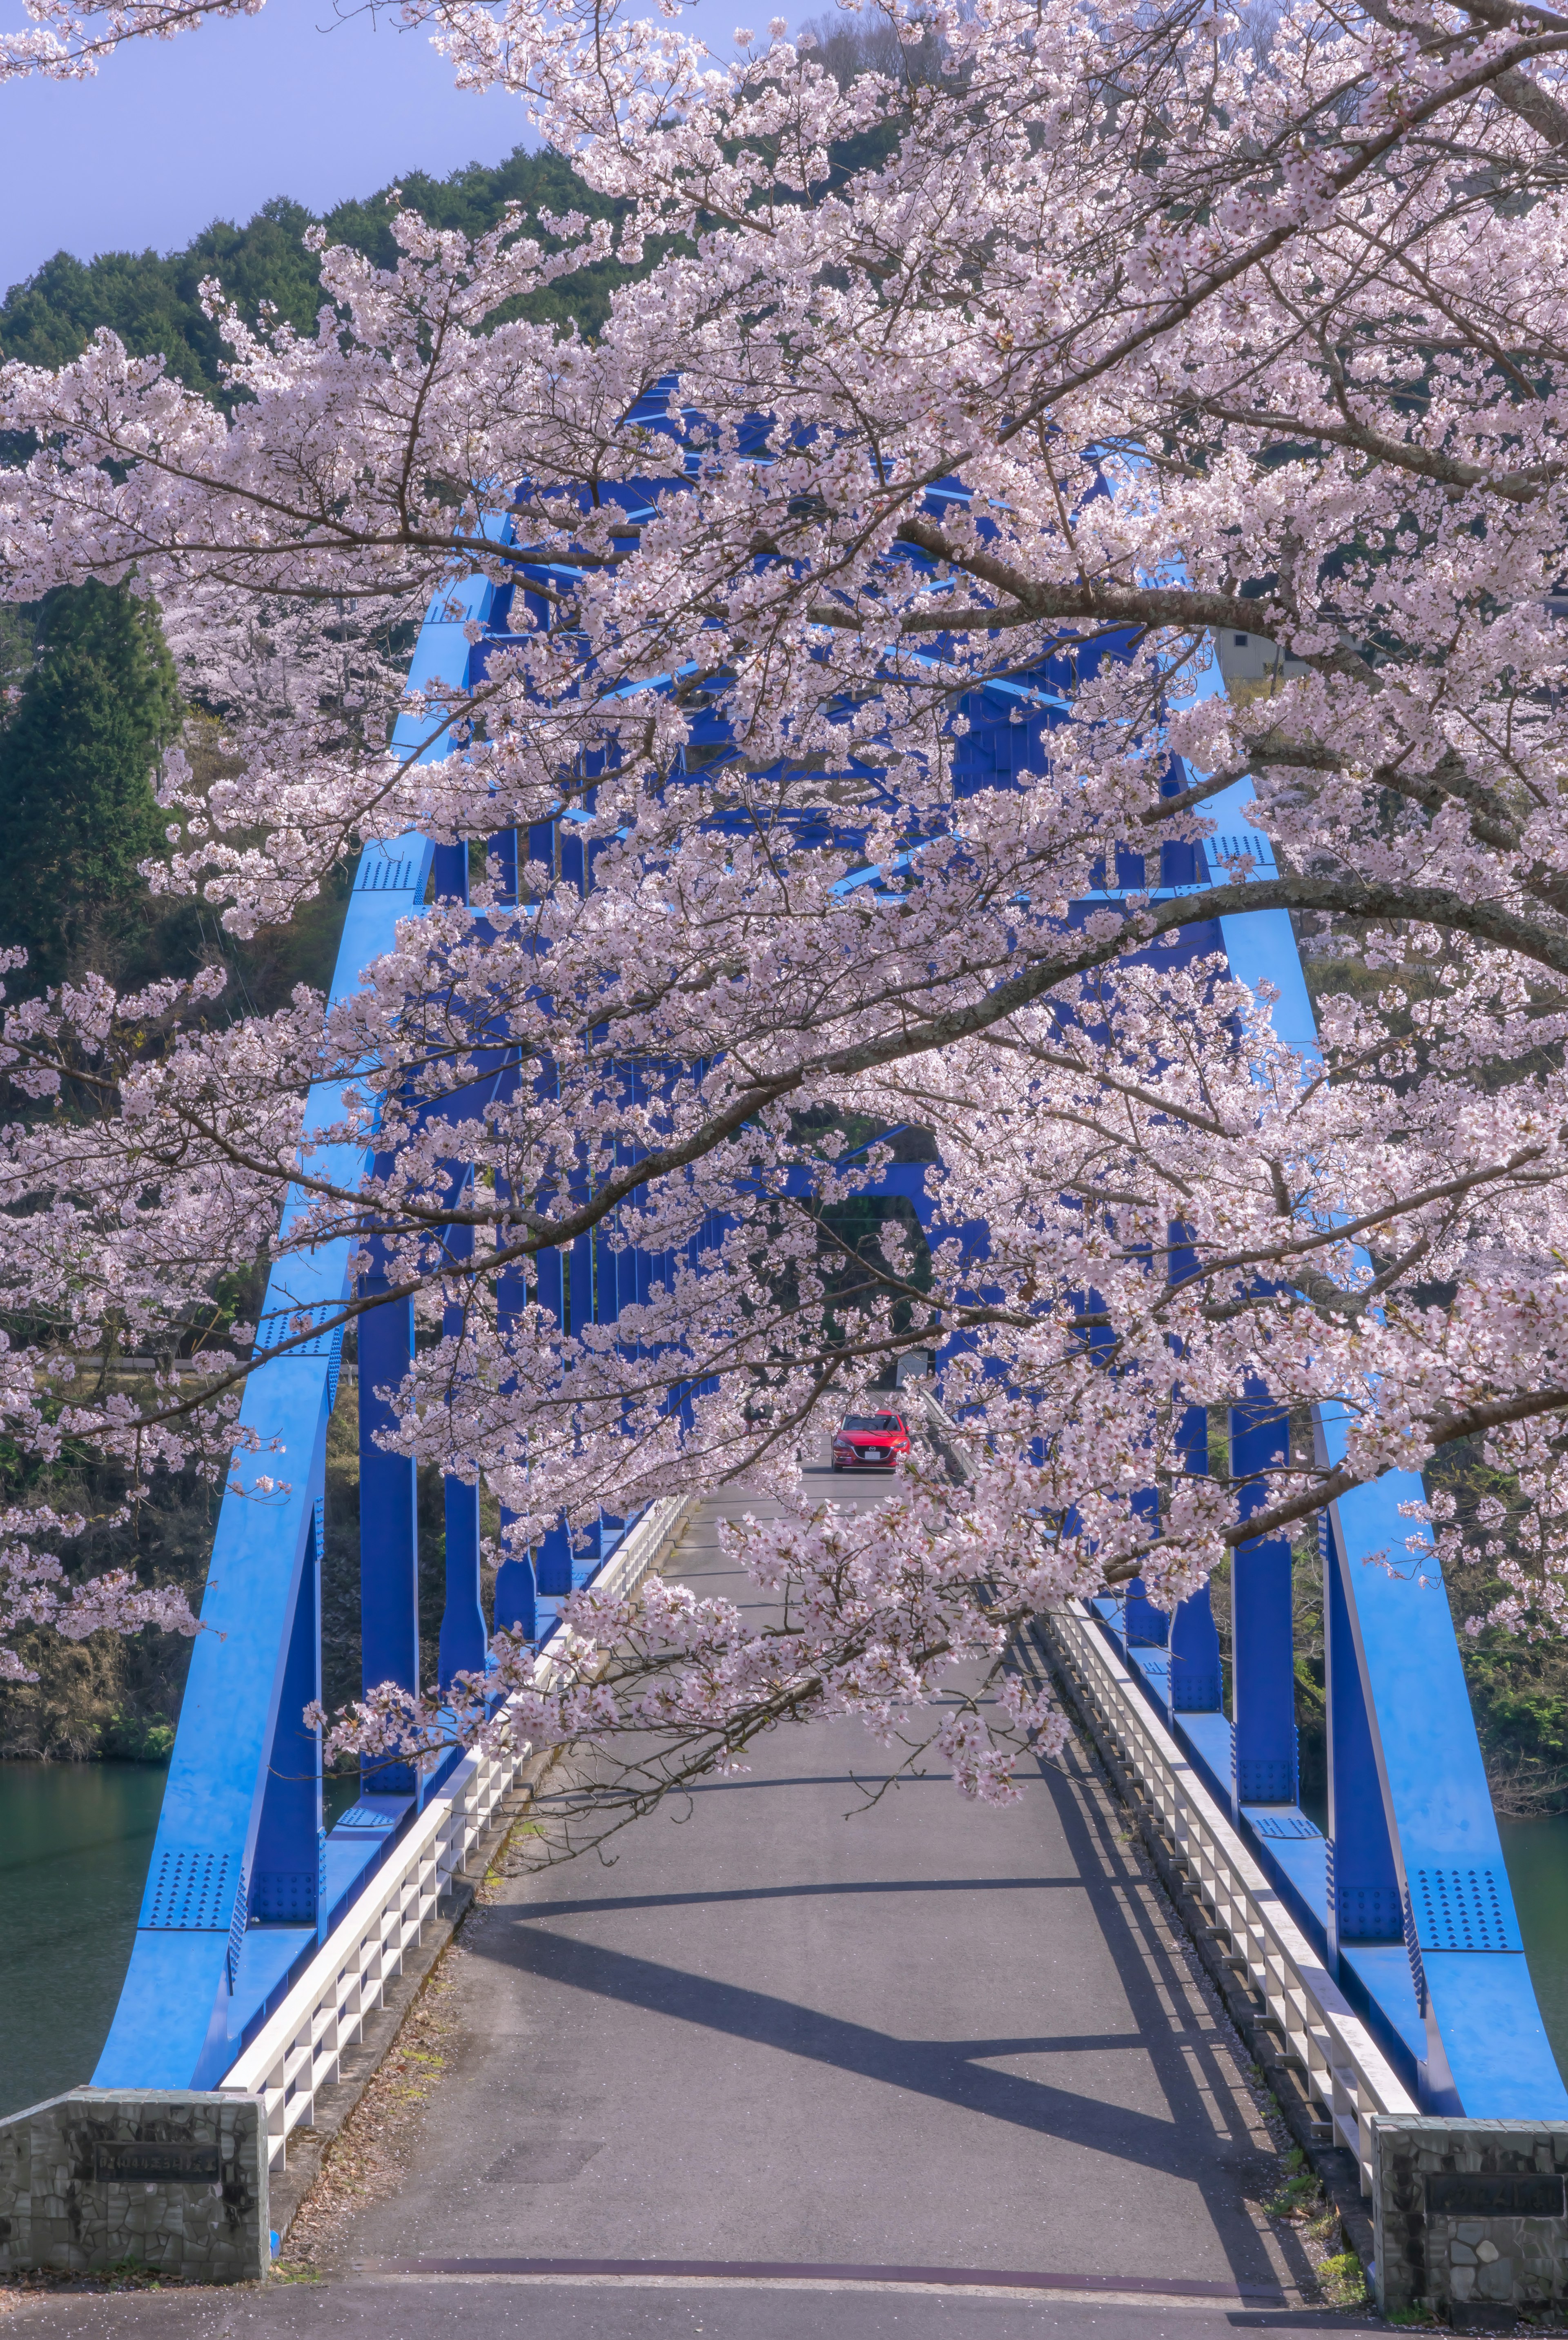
1229,1381 -> 1298,1811
94,574 -> 490,2085
1203,785 -> 1566,2113
439,1207 -> 488,1692
1170,1404 -> 1225,1714
357,1241 -> 420,1797
1051,757 -> 1563,2111
1325,1424 -> 1564,2113
1324,1511 -> 1402,1957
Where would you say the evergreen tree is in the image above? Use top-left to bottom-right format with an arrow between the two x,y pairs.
0,583 -> 180,989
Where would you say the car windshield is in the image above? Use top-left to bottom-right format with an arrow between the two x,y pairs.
842,1414 -> 898,1431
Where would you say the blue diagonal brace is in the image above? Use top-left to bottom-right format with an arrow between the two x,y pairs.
91,565 -> 499,2085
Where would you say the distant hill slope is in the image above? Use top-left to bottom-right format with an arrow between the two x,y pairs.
0,147 -> 634,396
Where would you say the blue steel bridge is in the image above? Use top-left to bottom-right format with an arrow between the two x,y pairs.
84,424 -> 1568,2227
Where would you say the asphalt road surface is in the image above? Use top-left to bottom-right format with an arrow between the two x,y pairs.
6,1479 -> 1379,2340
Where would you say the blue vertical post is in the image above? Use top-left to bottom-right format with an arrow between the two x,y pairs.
489,826 -> 519,906
438,1206 -> 487,1690
623,1102 -> 648,1329
1122,1487 -> 1167,1647
526,819 -> 556,895
492,1539 -> 537,1640
533,1521 -> 575,1597
532,1222 -> 575,1601
561,1153 -> 596,1575
250,1499 -> 325,1930
430,840 -> 469,904
590,1183 -> 624,1551
1165,1230 -> 1224,1714
1169,1581 -> 1225,1709
359,1244 -> 419,1795
492,1184 -> 536,1638
1229,1376 -> 1297,1808
570,1230 -> 593,1340
1169,1403 -> 1224,1711
1323,1510 -> 1402,1958
595,1211 -> 619,1337
441,1467 -> 486,1686
535,1233 -> 564,1329
1122,1585 -> 1166,1645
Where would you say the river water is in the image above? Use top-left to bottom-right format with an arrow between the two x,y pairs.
2,1765 -> 1567,2118
0,1762 -> 165,2117
1501,1815 -> 1568,2076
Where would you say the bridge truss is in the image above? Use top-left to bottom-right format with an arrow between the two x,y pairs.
89,451 -> 1568,2154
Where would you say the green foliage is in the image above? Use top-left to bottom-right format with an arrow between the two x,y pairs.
1290,915 -> 1568,1816
0,1453 -> 220,1763
1428,1441 -> 1568,1813
105,1711 -> 176,1764
0,581 -> 180,989
318,150 -> 639,339
0,150 -> 641,401
817,1192 -> 933,1352
1263,2166 -> 1319,2218
0,602 -> 34,692
1317,2251 -> 1368,2307
1263,2143 -> 1320,2218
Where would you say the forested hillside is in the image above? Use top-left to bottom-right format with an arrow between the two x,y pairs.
0,146 -> 634,392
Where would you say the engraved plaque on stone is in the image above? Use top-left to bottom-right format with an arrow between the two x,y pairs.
92,2141 -> 223,2185
1426,2173 -> 1566,2219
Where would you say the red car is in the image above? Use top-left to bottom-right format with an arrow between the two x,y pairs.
831,1409 -> 912,1471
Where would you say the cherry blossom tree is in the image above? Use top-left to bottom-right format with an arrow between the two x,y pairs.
158,580 -> 419,730
4,0 -> 1568,1806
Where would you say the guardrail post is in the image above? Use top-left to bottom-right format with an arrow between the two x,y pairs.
359,1241 -> 420,1794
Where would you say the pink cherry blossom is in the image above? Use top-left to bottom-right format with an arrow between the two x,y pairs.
4,0 -> 1568,1797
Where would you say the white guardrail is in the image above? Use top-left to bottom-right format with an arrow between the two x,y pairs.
221,1493 -> 697,2168
1040,1600 -> 1418,2194
913,1380 -> 1417,2195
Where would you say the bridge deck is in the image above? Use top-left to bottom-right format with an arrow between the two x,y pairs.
17,1489 -> 1374,2339
342,1487 -> 1297,2293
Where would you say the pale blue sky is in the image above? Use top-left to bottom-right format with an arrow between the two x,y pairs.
0,0 -> 747,298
